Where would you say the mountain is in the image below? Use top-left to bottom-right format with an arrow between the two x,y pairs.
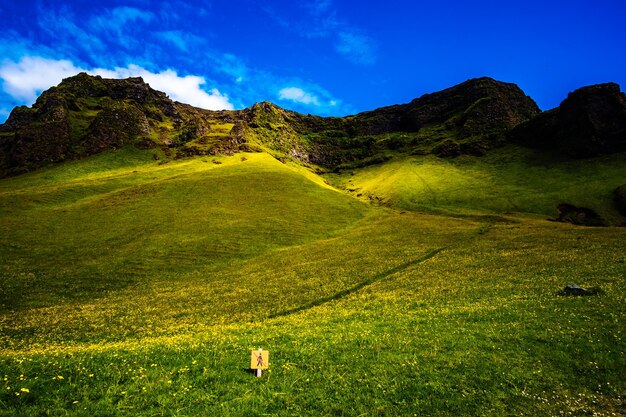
0,73 -> 246,176
2,75 -> 626,417
509,82 -> 626,157
0,74 -> 541,177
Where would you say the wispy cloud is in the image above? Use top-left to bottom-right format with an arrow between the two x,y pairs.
0,31 -> 56,62
155,31 -> 205,53
37,5 -> 106,63
90,6 -> 154,30
335,31 -> 377,66
156,1 -> 211,26
217,54 -> 249,84
264,0 -> 375,65
298,1 -> 377,65
89,7 -> 155,50
305,0 -> 334,18
278,87 -> 321,106
261,5 -> 292,29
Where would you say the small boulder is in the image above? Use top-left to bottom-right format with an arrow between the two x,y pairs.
556,203 -> 607,227
432,140 -> 461,158
558,285 -> 603,296
564,285 -> 588,295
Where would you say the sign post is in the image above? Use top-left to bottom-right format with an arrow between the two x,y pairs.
250,348 -> 269,377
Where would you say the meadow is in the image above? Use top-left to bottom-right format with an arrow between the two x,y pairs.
327,146 -> 626,224
0,147 -> 624,416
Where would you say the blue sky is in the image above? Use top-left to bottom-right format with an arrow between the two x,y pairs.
1,0 -> 625,122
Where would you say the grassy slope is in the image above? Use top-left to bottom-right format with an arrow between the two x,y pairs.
0,148 -> 625,416
328,146 -> 626,224
0,149 -> 369,311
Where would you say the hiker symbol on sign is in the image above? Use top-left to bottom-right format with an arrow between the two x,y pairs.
250,349 -> 269,370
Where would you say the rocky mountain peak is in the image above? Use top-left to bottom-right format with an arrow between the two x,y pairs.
1,73 -> 624,178
509,82 -> 626,157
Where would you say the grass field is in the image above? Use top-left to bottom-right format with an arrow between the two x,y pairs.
328,146 -> 626,225
0,148 -> 625,416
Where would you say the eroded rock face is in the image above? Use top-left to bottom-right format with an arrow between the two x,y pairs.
432,140 -> 461,158
1,121 -> 72,175
294,77 -> 541,165
509,83 -> 626,157
0,73 -> 240,177
1,73 -> 623,178
348,77 -> 541,137
85,103 -> 151,154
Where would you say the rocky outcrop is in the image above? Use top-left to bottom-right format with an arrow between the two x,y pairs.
509,83 -> 626,157
3,73 -> 623,177
290,77 -> 541,166
345,77 -> 540,137
0,73 -> 242,176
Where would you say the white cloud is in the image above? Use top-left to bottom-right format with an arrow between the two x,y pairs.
93,65 -> 234,110
277,85 -> 343,115
278,87 -> 320,106
0,56 -> 234,110
0,56 -> 84,103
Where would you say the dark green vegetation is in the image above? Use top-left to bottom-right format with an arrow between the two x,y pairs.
615,184 -> 626,216
510,83 -> 626,157
0,73 -> 543,177
0,75 -> 625,416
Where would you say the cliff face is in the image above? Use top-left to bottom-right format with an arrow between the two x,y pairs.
5,73 -> 621,178
348,77 -> 540,136
0,73 -> 244,176
509,83 -> 626,157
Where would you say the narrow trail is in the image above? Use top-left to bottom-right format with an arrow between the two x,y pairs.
267,217 -> 499,320
268,246 -> 448,319
411,165 -> 438,205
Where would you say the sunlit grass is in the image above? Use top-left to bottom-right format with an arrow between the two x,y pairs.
328,146 -> 626,224
0,147 -> 624,416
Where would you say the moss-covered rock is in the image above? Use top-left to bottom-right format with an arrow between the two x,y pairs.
85,102 -> 151,153
432,140 -> 461,158
0,73 -> 244,176
3,73 -> 624,178
556,203 -> 607,227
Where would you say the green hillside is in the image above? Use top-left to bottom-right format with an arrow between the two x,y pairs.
0,149 -> 369,312
1,74 -> 625,416
327,146 -> 626,225
1,147 -> 625,416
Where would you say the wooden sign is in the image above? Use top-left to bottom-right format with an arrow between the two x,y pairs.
250,348 -> 269,377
